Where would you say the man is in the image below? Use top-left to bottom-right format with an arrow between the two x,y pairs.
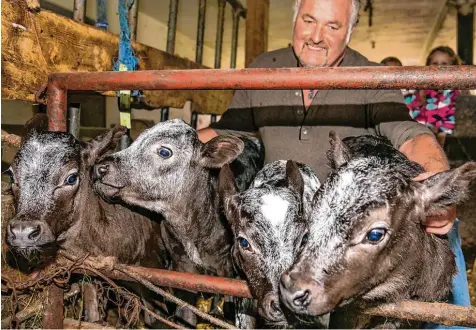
198,0 -> 471,316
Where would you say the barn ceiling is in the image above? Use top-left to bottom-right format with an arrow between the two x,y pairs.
178,0 -> 475,67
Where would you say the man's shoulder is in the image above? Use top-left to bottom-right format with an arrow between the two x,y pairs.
344,47 -> 381,67
249,47 -> 297,68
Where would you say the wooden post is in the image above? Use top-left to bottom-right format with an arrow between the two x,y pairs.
245,0 -> 269,67
128,0 -> 139,41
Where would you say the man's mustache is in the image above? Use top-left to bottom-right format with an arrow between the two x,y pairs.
304,40 -> 329,50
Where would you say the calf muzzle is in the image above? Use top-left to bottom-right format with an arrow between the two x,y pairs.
280,270 -> 334,317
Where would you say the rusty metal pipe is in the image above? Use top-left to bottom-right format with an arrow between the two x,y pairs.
226,0 -> 246,18
75,265 -> 253,298
46,82 -> 67,132
230,9 -> 241,68
42,285 -> 64,328
47,66 -> 476,91
128,0 -> 139,41
195,0 -> 207,64
73,0 -> 87,23
214,0 -> 226,68
166,0 -> 179,54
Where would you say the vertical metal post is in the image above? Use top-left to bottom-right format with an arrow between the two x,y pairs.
73,0 -> 87,23
196,0 -> 207,63
42,285 -> 64,329
67,103 -> 81,139
167,0 -> 179,54
214,0 -> 226,68
160,107 -> 169,122
457,5 -> 474,65
191,113 -> 198,129
230,9 -> 241,69
47,83 -> 68,132
95,0 -> 108,30
128,0 -> 139,41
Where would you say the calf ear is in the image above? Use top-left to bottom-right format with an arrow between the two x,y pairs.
218,164 -> 240,224
22,113 -> 48,145
286,160 -> 304,199
417,162 -> 476,215
82,126 -> 127,165
219,164 -> 239,204
198,135 -> 244,169
327,131 -> 351,169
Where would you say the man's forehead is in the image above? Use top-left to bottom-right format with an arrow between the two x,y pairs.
298,0 -> 352,23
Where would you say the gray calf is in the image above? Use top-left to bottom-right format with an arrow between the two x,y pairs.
280,133 -> 476,328
6,126 -> 166,270
94,119 -> 263,277
219,160 -> 322,327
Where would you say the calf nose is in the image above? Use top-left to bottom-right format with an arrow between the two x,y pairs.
280,270 -> 312,311
7,220 -> 44,247
94,164 -> 109,179
260,293 -> 285,323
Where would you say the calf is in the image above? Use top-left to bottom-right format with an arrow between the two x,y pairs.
219,160 -> 324,327
93,119 -> 264,324
6,126 -> 166,270
280,133 -> 476,328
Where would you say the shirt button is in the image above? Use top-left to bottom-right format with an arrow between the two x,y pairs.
295,91 -> 301,96
296,109 -> 304,115
302,128 -> 308,135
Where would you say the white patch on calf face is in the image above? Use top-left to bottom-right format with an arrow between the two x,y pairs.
261,194 -> 289,226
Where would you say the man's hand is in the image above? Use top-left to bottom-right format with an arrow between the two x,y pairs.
412,171 -> 456,235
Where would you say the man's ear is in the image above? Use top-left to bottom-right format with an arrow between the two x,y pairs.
327,131 -> 351,169
416,162 -> 476,215
198,135 -> 244,168
285,160 -> 304,199
82,126 -> 127,166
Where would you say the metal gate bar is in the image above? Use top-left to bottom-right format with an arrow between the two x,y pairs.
46,65 -> 476,131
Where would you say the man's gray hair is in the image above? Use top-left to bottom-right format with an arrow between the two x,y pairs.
292,0 -> 361,27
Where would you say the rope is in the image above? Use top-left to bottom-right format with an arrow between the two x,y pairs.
114,0 -> 140,97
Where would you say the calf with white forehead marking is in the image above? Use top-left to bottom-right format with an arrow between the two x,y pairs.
281,132 -> 476,328
220,160 -> 325,327
6,126 -> 166,271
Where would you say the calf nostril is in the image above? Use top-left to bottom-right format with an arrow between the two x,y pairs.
293,290 -> 310,307
28,225 -> 41,240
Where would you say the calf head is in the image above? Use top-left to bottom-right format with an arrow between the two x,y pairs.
6,126 -> 126,269
94,119 -> 244,216
280,133 -> 476,317
220,160 -> 308,325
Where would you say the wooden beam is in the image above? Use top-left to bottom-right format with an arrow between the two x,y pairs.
1,0 -> 232,115
245,0 -> 269,68
419,0 -> 448,64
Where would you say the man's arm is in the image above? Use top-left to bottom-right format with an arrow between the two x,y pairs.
198,89 -> 257,142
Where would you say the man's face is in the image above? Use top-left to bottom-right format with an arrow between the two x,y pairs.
293,0 -> 353,67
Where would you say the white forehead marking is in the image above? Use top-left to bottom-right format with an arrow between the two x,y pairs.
260,194 -> 289,226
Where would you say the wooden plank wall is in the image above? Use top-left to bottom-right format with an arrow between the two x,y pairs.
1,0 -> 233,115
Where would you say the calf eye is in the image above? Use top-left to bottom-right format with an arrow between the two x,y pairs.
300,232 -> 309,247
366,228 -> 387,243
65,173 -> 78,185
238,237 -> 250,249
158,147 -> 172,159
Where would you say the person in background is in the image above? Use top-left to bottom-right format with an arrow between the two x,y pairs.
380,56 -> 402,66
405,46 -> 461,148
